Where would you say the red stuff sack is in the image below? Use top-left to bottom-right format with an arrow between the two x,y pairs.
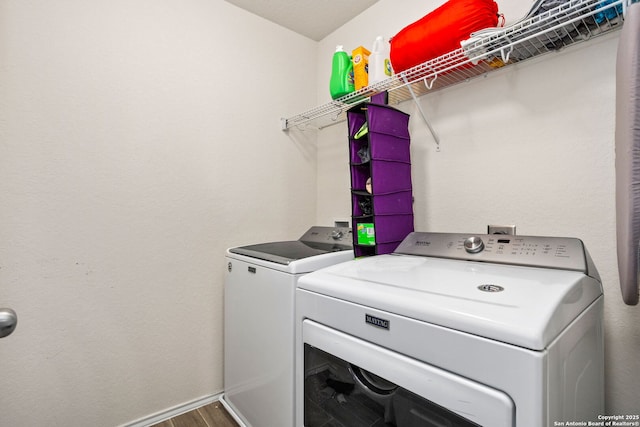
390,0 -> 499,73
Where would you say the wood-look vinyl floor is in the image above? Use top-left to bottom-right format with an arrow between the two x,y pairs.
151,401 -> 239,427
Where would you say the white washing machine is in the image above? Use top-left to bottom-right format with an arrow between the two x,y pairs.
296,232 -> 604,427
221,226 -> 353,427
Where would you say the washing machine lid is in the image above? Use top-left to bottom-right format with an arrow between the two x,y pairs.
228,226 -> 353,267
230,240 -> 351,264
298,234 -> 603,350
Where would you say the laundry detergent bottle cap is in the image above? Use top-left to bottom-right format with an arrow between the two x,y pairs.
330,45 -> 355,100
368,36 -> 392,85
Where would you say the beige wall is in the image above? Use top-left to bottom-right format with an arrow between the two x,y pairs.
0,1 -> 317,425
315,0 -> 640,416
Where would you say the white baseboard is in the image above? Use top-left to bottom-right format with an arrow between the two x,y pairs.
119,393 -> 222,427
218,394 -> 248,427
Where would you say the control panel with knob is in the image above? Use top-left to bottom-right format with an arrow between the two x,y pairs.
299,226 -> 353,245
393,232 -> 594,275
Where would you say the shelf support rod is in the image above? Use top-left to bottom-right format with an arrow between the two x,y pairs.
402,75 -> 440,150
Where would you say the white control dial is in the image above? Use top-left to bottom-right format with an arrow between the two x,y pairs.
464,236 -> 485,253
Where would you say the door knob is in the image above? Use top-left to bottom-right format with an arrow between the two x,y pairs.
0,308 -> 17,338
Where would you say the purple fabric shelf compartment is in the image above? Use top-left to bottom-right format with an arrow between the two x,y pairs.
369,134 -> 410,162
354,245 -> 375,257
367,104 -> 410,139
349,139 -> 369,164
349,135 -> 410,164
353,214 -> 414,244
348,104 -> 410,139
351,160 -> 412,194
352,191 -> 413,216
348,110 -> 367,138
354,241 -> 403,257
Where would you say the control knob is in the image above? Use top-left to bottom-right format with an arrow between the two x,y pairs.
331,230 -> 344,240
464,236 -> 484,254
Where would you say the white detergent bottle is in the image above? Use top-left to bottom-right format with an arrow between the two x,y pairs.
368,36 -> 392,85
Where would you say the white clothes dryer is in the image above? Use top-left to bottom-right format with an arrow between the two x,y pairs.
296,232 -> 604,427
221,226 -> 353,427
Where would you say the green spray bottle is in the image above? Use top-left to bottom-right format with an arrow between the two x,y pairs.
330,45 -> 355,100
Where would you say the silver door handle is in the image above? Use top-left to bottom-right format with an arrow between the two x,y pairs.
0,308 -> 17,338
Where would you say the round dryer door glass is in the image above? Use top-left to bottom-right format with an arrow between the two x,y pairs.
304,343 -> 484,427
350,365 -> 398,395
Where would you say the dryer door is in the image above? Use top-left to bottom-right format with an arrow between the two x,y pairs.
302,320 -> 514,427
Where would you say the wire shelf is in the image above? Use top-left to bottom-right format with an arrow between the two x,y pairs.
282,0 -> 628,131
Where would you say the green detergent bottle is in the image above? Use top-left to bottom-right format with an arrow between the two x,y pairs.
330,45 -> 355,100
